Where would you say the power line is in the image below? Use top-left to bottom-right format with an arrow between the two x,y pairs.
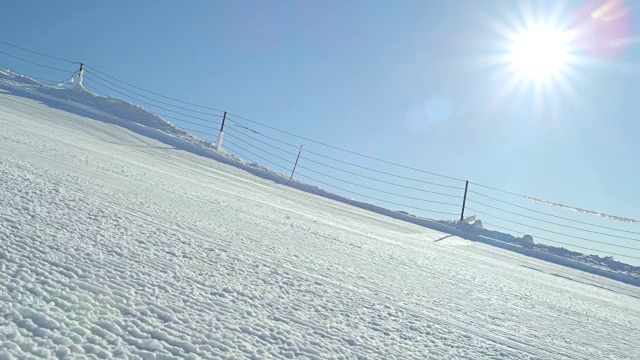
85,81 -> 220,139
84,83 -> 108,97
295,172 -> 459,217
226,129 -> 461,207
223,138 -> 294,172
0,50 -> 76,73
83,80 -> 220,131
469,190 -> 640,236
222,126 -> 460,207
154,112 -> 219,131
467,197 -> 640,242
469,182 -> 530,199
84,65 -> 225,113
0,39 -> 531,196
466,207 -> 640,251
0,39 -> 621,222
233,129 -> 640,253
222,137 -> 458,216
224,133 -> 299,167
470,182 -> 638,227
225,125 -> 299,156
226,113 -> 467,183
482,222 -> 640,260
80,62 -> 637,226
85,65 -> 639,229
222,142 -> 252,162
179,124 -> 221,137
226,124 -> 463,198
298,164 -> 461,207
84,79 -> 224,143
302,156 -> 463,198
175,125 -> 220,140
84,75 -> 218,124
3,41 -> 635,252
0,39 -> 77,64
228,120 -> 464,190
24,75 -> 60,85
85,70 -> 222,117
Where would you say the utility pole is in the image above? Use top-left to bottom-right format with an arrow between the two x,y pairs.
75,63 -> 85,89
460,180 -> 469,221
215,112 -> 227,151
290,145 -> 303,179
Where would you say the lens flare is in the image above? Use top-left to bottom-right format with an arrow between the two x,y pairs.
573,0 -> 632,58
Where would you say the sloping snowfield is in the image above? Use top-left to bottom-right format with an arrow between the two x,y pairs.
1,79 -> 640,359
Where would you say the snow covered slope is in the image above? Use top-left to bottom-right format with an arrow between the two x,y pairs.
1,73 -> 640,359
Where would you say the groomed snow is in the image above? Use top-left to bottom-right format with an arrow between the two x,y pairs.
1,75 -> 640,359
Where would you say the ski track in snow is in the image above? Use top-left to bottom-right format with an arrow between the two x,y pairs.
0,80 -> 640,359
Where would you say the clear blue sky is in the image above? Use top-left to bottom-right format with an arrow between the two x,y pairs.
2,0 -> 639,262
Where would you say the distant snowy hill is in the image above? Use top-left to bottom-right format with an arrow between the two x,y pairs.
1,69 -> 640,359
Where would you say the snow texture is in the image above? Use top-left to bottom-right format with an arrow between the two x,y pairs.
1,70 -> 640,359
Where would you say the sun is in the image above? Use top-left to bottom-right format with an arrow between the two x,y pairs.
508,27 -> 574,79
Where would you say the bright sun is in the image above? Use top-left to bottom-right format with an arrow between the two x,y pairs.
509,27 -> 573,79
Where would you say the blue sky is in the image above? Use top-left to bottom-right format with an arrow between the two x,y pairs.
1,0 -> 639,262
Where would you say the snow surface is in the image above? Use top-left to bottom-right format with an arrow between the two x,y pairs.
1,72 -> 640,359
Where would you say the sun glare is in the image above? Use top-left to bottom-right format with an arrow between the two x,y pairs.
477,0 -> 632,120
509,27 -> 573,79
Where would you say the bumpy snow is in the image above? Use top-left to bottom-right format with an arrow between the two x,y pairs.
1,73 -> 640,359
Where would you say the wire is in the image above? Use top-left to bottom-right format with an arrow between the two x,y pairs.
83,80 -> 219,131
84,83 -> 109,97
228,120 -> 464,190
225,126 -> 298,155
0,50 -> 76,73
295,172 -> 459,217
298,164 -> 461,207
223,139 -> 293,172
226,113 -> 466,183
177,125 -> 219,140
467,197 -> 640,242
303,156 -> 463,198
224,133 -> 300,166
25,75 -> 59,85
84,61 -> 632,225
222,142 -> 251,162
0,39 -> 77,63
152,112 -> 219,131
469,182 -> 529,199
466,207 -> 640,251
469,190 -> 640,236
4,45 -> 629,241
470,182 -> 640,228
75,58 -> 640,221
226,129 -> 461,207
84,70 -> 222,117
229,125 -> 463,198
84,80 -> 222,142
0,42 -> 506,195
84,75 -> 217,124
84,65 -> 225,113
180,124 -> 220,137
226,124 -> 463,198
84,79 -> 220,140
223,137 -> 458,216
482,222 -> 640,260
